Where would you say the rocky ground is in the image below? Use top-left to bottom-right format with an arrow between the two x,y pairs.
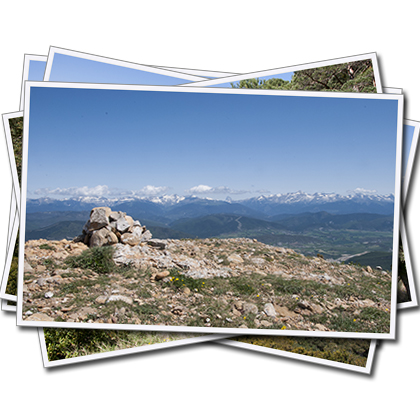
21,207 -> 392,333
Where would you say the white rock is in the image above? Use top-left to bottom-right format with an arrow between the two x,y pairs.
263,303 -> 277,317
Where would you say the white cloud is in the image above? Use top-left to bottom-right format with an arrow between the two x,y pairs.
186,185 -> 214,194
34,185 -> 111,197
137,185 -> 169,196
349,188 -> 378,195
33,184 -> 169,198
185,185 -> 250,195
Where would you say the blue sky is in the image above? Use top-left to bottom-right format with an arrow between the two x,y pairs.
48,53 -> 197,85
28,60 -> 46,81
28,55 -> 413,182
26,86 -> 399,201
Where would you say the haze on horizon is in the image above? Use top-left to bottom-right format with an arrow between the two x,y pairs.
27,184 -> 394,202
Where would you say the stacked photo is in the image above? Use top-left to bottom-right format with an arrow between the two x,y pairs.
1,47 -> 417,372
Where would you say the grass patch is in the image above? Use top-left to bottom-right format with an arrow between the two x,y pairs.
357,306 -> 390,333
233,336 -> 369,366
229,277 -> 256,295
271,277 -> 329,297
65,246 -> 116,274
136,303 -> 160,316
162,269 -> 206,292
39,243 -> 56,251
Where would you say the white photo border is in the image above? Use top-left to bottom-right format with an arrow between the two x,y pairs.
19,55 -> 47,111
44,46 -> 209,84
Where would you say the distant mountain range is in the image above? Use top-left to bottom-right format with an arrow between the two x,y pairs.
26,190 -> 395,222
24,192 -> 394,266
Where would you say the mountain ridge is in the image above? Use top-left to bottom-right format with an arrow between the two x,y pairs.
26,190 -> 395,217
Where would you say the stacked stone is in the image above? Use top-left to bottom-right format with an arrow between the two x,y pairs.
77,207 -> 152,247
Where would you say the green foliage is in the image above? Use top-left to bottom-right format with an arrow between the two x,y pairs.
357,307 -> 390,332
232,59 -> 376,93
44,328 -> 124,361
229,277 -> 256,295
234,335 -> 370,366
44,328 -> 191,361
273,276 -> 329,297
136,303 -> 160,315
6,256 -> 18,296
42,258 -> 57,270
288,60 -> 375,92
9,117 -> 23,186
163,269 -> 205,292
39,243 -> 56,251
5,232 -> 19,296
65,246 -> 116,274
231,77 -> 290,90
397,239 -> 411,302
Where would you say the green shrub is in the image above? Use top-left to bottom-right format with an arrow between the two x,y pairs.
6,256 -> 18,296
234,335 -> 369,367
65,246 -> 116,274
44,328 -> 121,361
39,243 -> 56,251
6,233 -> 19,296
162,269 -> 205,292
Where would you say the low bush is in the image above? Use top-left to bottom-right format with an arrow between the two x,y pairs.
44,328 -> 121,361
65,246 -> 116,274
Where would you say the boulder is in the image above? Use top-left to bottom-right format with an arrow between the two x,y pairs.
116,216 -> 132,233
227,254 -> 244,264
109,211 -> 126,221
274,305 -> 295,318
89,207 -> 112,230
106,295 -> 133,305
140,230 -> 153,243
90,228 -> 119,247
155,270 -> 171,280
78,207 -> 151,248
243,302 -> 258,314
263,303 -> 277,317
25,313 -> 55,322
147,239 -> 167,250
24,260 -> 33,273
120,232 -> 141,246
82,220 -> 91,234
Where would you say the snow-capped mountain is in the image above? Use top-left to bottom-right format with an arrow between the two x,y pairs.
26,190 -> 395,217
240,191 -> 394,216
247,190 -> 393,204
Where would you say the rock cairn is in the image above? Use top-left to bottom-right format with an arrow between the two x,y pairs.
76,207 -> 152,248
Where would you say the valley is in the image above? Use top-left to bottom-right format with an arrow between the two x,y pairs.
24,192 -> 395,269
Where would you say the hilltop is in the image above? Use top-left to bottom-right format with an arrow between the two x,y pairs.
21,207 -> 392,333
